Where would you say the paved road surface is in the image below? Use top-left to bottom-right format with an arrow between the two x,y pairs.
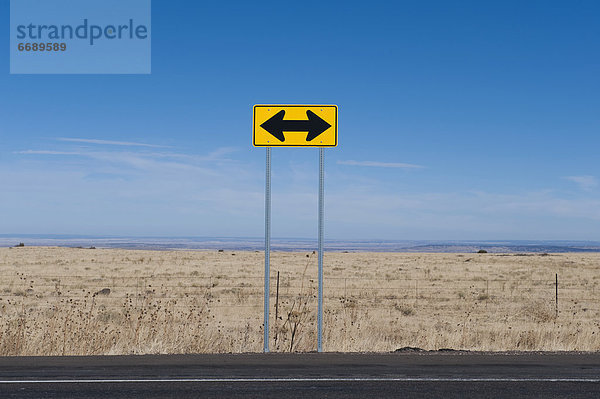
0,352 -> 599,398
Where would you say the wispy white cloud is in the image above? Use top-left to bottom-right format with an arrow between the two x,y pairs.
337,160 -> 423,169
204,147 -> 239,160
16,150 -> 83,155
82,151 -> 215,175
20,144 -> 238,162
15,144 -> 245,180
57,137 -> 168,148
18,144 -> 238,163
564,175 -> 598,191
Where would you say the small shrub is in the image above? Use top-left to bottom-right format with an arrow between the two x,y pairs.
395,304 -> 415,316
521,301 -> 555,322
96,310 -> 123,323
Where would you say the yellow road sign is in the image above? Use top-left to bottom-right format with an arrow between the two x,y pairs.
253,105 -> 337,147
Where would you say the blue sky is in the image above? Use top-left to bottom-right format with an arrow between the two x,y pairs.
1,0 -> 599,240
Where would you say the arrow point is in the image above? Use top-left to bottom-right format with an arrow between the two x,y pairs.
260,110 -> 286,142
305,110 -> 331,141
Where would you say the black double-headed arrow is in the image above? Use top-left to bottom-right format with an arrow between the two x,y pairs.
260,110 -> 331,142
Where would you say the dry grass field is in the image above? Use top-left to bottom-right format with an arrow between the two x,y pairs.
0,247 -> 599,355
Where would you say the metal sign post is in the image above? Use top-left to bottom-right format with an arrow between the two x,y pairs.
264,147 -> 271,353
317,148 -> 324,352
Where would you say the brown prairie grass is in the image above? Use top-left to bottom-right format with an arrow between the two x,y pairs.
0,247 -> 599,355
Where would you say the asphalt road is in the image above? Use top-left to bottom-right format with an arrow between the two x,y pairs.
0,352 -> 599,398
